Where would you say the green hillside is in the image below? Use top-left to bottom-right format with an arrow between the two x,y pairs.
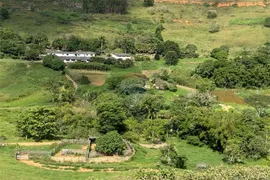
1,0 -> 269,55
0,0 -> 270,179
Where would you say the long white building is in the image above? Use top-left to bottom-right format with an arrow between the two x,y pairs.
48,51 -> 95,63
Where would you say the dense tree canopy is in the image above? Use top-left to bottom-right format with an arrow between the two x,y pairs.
17,108 -> 59,141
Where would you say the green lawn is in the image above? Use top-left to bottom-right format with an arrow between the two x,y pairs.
0,59 -> 66,107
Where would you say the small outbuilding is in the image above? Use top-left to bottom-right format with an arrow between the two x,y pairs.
111,53 -> 132,60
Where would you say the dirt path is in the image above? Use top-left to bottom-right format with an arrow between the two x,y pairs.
140,143 -> 168,149
219,104 -> 234,112
155,0 -> 269,7
176,85 -> 197,93
19,160 -> 94,172
6,141 -> 59,146
65,74 -> 78,92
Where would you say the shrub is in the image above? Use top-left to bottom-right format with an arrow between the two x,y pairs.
43,55 -> 65,71
80,75 -> 90,85
143,0 -> 154,7
167,83 -> 177,92
24,48 -> 40,60
183,44 -> 199,58
186,136 -> 204,147
164,51 -> 179,65
160,144 -> 188,169
154,53 -> 160,60
0,7 -> 9,20
123,131 -> 140,143
115,59 -> 134,68
95,131 -> 125,156
209,23 -> 220,33
207,10 -> 217,19
264,17 -> 270,28
134,55 -> 151,62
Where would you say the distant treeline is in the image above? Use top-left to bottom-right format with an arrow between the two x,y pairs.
83,0 -> 128,14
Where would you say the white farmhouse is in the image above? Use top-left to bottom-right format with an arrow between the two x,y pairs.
111,53 -> 132,60
48,51 -> 95,63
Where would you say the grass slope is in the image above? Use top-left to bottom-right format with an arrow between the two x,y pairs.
1,1 -> 269,55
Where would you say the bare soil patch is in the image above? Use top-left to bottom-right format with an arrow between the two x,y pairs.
213,90 -> 247,105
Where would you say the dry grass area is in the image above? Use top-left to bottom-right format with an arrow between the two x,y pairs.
155,0 -> 269,7
213,90 -> 247,105
69,70 -> 108,86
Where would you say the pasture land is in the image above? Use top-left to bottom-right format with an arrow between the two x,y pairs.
1,1 -> 269,56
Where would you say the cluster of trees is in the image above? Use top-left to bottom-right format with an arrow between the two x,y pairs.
0,28 -> 48,59
43,55 -> 65,71
195,43 -> 270,88
52,36 -> 105,53
83,0 -> 128,14
169,96 -> 270,163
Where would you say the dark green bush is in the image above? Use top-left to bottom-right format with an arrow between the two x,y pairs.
143,0 -> 154,7
207,10 -> 217,19
264,17 -> 270,28
0,7 -> 9,20
95,131 -> 125,156
68,62 -> 111,71
164,51 -> 179,65
43,55 -> 65,71
80,75 -> 90,85
134,55 -> 151,62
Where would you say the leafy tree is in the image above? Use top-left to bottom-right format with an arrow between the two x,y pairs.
47,80 -> 74,103
114,37 -> 136,54
143,0 -> 155,7
96,99 -> 127,133
140,119 -> 167,143
43,54 -> 65,71
139,94 -> 164,119
24,48 -> 40,60
106,75 -> 124,90
118,77 -> 146,95
52,38 -> 67,50
17,107 -> 59,141
164,51 -> 179,65
163,40 -> 181,57
95,131 -> 125,155
183,44 -> 199,58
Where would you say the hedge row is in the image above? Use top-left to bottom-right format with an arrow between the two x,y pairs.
68,62 -> 111,71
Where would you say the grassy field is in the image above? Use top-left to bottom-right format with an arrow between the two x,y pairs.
0,59 -> 66,107
0,59 -> 67,142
